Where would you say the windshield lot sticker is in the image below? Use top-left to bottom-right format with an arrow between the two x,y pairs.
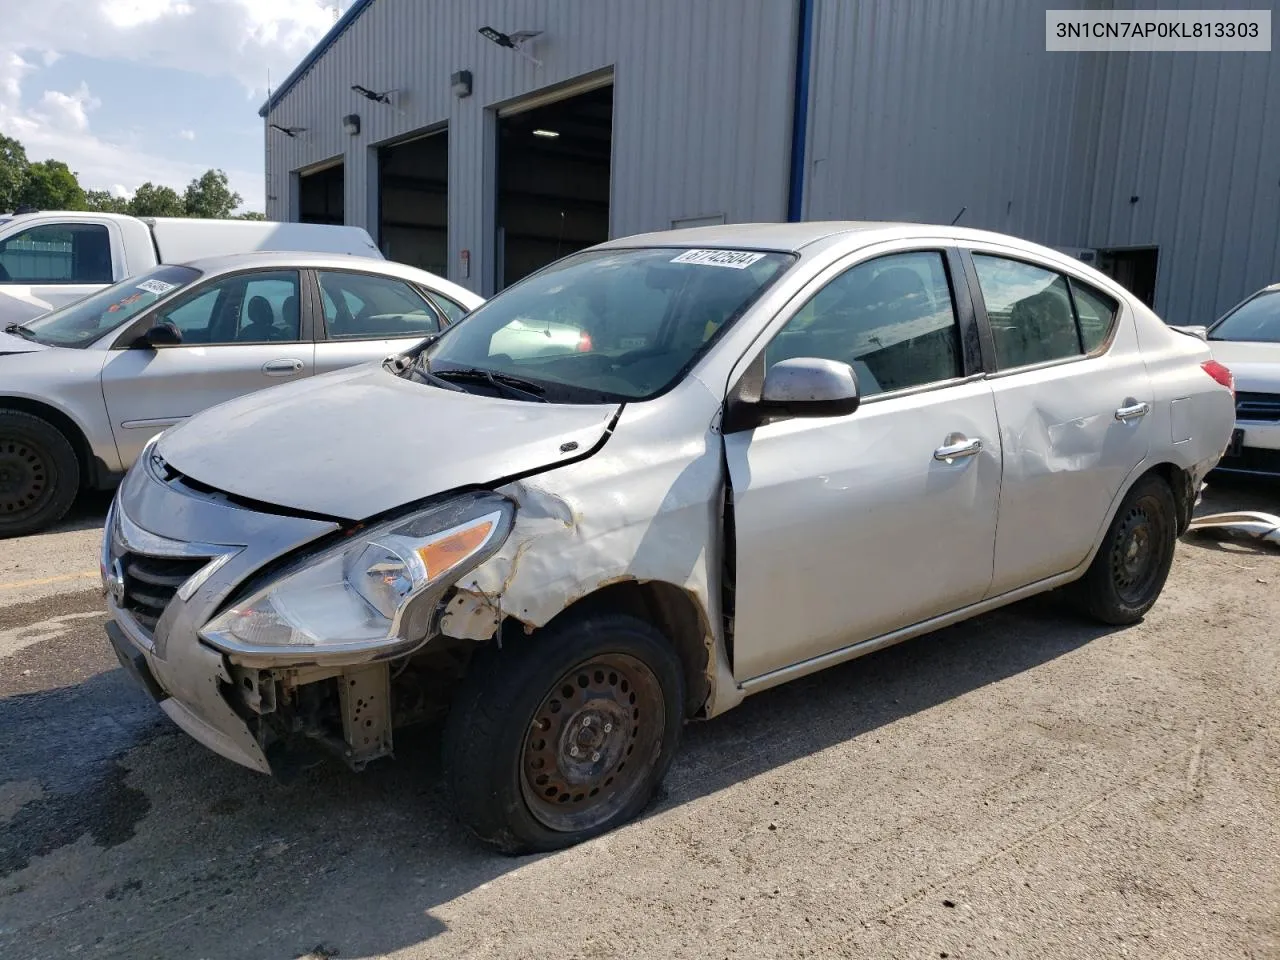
670,249 -> 767,269
136,279 -> 178,295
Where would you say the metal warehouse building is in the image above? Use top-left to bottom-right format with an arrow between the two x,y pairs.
260,0 -> 1280,326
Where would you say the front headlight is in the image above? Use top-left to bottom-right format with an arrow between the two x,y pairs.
199,492 -> 514,661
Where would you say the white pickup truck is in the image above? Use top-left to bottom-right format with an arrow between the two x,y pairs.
0,212 -> 381,326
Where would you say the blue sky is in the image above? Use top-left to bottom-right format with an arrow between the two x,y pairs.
1,0 -> 355,214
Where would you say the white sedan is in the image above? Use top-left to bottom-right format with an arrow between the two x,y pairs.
102,221 -> 1235,853
0,253 -> 481,536
1206,282 -> 1280,478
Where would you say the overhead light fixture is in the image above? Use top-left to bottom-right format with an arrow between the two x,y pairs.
478,26 -> 544,66
532,128 -> 559,138
269,123 -> 306,138
343,113 -> 361,136
451,69 -> 472,98
351,84 -> 394,105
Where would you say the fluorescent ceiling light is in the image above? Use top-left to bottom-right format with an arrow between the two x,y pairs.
532,128 -> 559,138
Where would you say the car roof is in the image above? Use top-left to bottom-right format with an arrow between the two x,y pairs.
174,251 -> 479,303
596,220 -> 1068,257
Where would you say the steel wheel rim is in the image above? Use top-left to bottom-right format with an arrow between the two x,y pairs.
520,652 -> 665,833
0,438 -> 50,517
1110,495 -> 1165,605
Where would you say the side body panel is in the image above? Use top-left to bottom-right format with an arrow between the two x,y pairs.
724,380 -> 1001,680
100,343 -> 317,467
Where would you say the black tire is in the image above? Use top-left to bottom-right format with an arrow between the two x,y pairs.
442,612 -> 685,855
1073,473 -> 1177,625
0,410 -> 80,538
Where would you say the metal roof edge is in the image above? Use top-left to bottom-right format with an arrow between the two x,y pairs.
258,0 -> 378,118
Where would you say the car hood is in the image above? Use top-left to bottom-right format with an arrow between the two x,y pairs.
1207,340 -> 1280,393
155,364 -> 621,521
0,329 -> 49,354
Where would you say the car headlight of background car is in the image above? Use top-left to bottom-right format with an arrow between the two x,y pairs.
200,492 -> 515,660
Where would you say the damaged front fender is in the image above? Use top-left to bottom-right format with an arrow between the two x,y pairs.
436,389 -> 742,718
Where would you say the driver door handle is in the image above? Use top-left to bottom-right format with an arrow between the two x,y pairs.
934,436 -> 982,462
262,358 -> 304,377
1115,401 -> 1151,421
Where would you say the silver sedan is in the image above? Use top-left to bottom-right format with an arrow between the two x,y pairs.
101,222 -> 1235,854
0,252 -> 482,535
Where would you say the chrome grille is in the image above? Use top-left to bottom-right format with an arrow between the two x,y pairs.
119,552 -> 209,634
1236,392 -> 1280,423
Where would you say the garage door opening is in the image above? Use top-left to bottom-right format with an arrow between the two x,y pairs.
1097,246 -> 1158,309
378,129 -> 448,275
496,82 -> 612,290
298,162 -> 344,225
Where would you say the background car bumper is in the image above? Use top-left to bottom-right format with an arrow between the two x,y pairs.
1213,419 -> 1280,477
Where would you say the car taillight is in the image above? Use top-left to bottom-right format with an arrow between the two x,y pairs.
576,331 -> 593,352
1201,359 -> 1235,397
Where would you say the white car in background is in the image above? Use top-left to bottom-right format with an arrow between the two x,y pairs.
1206,283 -> 1280,478
0,252 -> 481,536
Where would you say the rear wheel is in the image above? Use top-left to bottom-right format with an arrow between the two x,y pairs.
1073,474 -> 1177,625
0,410 -> 79,538
443,613 -> 684,854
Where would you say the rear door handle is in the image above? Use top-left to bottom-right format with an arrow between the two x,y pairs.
1115,401 -> 1151,421
934,436 -> 983,462
262,358 -> 304,377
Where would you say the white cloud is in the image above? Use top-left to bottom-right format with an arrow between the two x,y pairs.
31,82 -> 100,132
6,1 -> 345,94
0,1 -> 349,212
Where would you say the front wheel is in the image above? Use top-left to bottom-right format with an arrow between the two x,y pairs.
442,613 -> 685,854
0,410 -> 80,538
1073,473 -> 1178,625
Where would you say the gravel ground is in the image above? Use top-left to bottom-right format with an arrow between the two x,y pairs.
0,481 -> 1277,960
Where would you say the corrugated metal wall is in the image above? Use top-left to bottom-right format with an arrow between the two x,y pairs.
800,0 -> 1100,246
267,0 -> 1279,322
1084,0 -> 1280,325
264,0 -> 798,294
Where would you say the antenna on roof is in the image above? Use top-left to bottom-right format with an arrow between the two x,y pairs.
950,206 -> 966,225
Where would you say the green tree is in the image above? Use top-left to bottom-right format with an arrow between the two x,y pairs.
85,189 -> 130,213
183,168 -> 241,219
235,211 -> 267,221
16,159 -> 86,211
127,182 -> 185,218
0,134 -> 29,213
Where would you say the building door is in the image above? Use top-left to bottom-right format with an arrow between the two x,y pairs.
1097,247 -> 1158,309
495,78 -> 613,290
299,162 -> 344,225
378,129 -> 448,275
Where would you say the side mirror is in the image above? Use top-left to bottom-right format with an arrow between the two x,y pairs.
134,322 -> 182,348
1170,324 -> 1208,341
759,357 -> 861,417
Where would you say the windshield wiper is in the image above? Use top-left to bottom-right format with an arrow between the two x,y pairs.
3,323 -> 36,341
432,367 -> 549,403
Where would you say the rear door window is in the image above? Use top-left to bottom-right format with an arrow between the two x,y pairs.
972,255 -> 1082,368
318,271 -> 443,339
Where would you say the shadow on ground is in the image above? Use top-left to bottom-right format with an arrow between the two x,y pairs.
0,591 -> 1114,960
1,477 -> 1272,958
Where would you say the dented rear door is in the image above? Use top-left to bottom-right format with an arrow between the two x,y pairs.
964,249 -> 1154,595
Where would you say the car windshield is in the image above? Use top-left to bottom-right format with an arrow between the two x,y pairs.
420,247 -> 795,403
14,264 -> 202,348
1209,289 -> 1280,343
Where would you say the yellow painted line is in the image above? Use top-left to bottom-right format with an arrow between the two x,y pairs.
0,570 -> 99,591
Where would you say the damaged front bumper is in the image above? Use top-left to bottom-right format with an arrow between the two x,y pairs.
106,613 -> 271,773
101,457 -> 345,776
